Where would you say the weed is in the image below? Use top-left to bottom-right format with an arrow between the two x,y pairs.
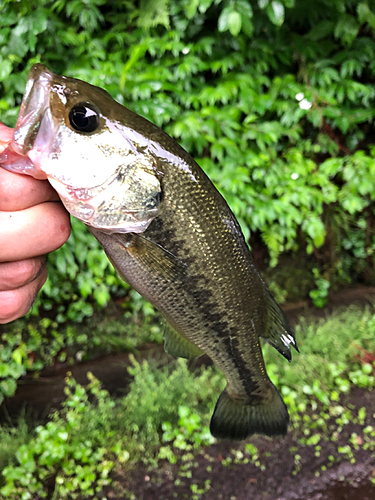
1,305 -> 375,496
0,374 -> 127,499
264,305 -> 375,417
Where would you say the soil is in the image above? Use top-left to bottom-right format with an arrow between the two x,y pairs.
3,286 -> 375,500
111,385 -> 375,500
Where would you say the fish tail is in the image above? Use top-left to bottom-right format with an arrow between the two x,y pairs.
210,385 -> 289,440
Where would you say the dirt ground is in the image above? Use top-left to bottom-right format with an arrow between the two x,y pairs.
3,286 -> 375,500
109,386 -> 375,500
107,287 -> 375,500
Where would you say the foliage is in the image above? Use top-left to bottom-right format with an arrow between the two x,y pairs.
1,373 -> 119,499
0,337 -> 28,405
1,305 -> 375,497
264,304 -> 375,415
118,355 -> 225,461
1,0 -> 375,320
0,307 -> 163,402
0,418 -> 31,474
0,359 -> 225,497
309,267 -> 330,308
160,405 -> 215,464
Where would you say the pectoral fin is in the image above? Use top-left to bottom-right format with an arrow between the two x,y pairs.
111,233 -> 202,359
163,325 -> 204,359
261,290 -> 299,362
114,232 -> 188,282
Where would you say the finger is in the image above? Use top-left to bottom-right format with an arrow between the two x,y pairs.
0,122 -> 13,151
0,257 -> 46,291
0,202 -> 71,262
0,266 -> 47,324
0,168 -> 59,211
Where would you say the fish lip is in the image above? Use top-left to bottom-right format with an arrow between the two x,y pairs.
12,64 -> 53,156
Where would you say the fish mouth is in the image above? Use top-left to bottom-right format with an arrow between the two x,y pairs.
0,64 -> 55,179
12,64 -> 54,156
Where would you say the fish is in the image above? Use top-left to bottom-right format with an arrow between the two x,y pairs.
0,64 -> 298,440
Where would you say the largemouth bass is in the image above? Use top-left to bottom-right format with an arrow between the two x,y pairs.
0,64 -> 298,440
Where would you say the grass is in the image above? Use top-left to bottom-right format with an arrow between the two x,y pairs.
0,304 -> 375,498
264,304 -> 375,415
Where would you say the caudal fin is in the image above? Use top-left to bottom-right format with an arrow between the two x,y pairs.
210,386 -> 289,440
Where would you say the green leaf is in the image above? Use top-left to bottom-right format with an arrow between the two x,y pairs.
228,11 -> 242,36
0,377 -> 17,397
266,1 -> 285,26
0,57 -> 12,81
258,0 -> 269,8
319,158 -> 343,177
334,14 -> 359,46
357,3 -> 375,29
236,0 -> 253,19
198,0 -> 215,14
185,0 -> 199,18
137,0 -> 170,28
218,6 -> 232,33
12,346 -> 24,365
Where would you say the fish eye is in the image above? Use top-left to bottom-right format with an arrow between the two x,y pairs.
68,103 -> 100,133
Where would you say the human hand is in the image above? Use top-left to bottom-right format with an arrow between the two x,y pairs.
0,124 -> 71,324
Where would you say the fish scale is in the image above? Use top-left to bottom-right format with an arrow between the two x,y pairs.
92,153 -> 282,417
0,64 -> 298,440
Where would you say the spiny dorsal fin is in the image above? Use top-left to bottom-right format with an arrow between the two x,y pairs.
261,290 -> 298,362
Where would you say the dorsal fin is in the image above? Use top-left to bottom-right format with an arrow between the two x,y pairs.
261,290 -> 298,362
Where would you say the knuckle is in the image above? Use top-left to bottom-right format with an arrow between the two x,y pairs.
0,275 -> 45,324
0,290 -> 27,324
0,258 -> 46,291
8,259 -> 44,289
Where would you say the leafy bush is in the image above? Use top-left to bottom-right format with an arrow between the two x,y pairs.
0,418 -> 31,475
160,405 -> 215,464
0,359 -> 224,497
118,355 -> 225,461
1,0 -> 375,319
0,310 -> 163,403
0,373 -> 122,500
264,304 -> 375,414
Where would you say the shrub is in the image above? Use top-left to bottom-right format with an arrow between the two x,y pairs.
1,0 -> 375,318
